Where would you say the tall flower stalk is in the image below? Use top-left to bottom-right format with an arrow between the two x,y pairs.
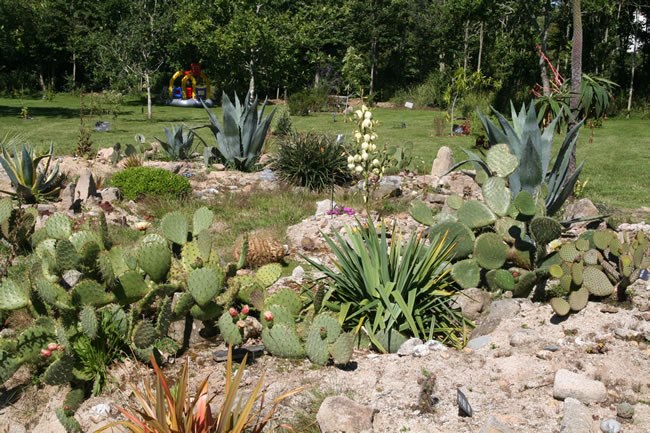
346,105 -> 388,213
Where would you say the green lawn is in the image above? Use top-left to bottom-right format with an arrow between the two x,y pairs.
1,93 -> 648,210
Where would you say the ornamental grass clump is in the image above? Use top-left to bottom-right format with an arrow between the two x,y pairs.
109,166 -> 192,200
305,218 -> 472,352
346,105 -> 390,210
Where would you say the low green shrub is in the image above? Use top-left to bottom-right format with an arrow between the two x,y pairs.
109,166 -> 192,200
272,132 -> 351,192
287,88 -> 328,116
273,107 -> 293,136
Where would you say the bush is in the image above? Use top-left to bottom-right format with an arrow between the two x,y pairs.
272,133 -> 351,192
287,87 -> 328,116
273,107 -> 293,136
390,71 -> 449,108
109,166 -> 192,200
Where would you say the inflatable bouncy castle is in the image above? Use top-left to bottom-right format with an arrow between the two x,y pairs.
168,64 -> 214,107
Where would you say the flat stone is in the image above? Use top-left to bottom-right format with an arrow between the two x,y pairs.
472,299 -> 521,338
600,419 -> 621,433
480,415 -> 516,433
62,270 -> 83,288
375,175 -> 401,198
397,338 -> 424,356
466,335 -> 492,350
74,169 -> 97,201
452,288 -> 491,321
315,199 -> 336,216
317,396 -> 375,433
564,198 -> 600,220
99,187 -> 121,202
412,344 -> 430,357
560,398 -> 594,433
634,403 -> 650,430
509,329 -> 539,347
553,369 -> 607,404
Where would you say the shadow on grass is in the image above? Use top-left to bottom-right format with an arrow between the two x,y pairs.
0,104 -> 79,119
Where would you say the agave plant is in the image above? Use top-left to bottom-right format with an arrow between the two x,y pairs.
0,140 -> 62,203
471,102 -> 584,216
95,347 -> 301,433
155,125 -> 198,161
201,92 -> 276,172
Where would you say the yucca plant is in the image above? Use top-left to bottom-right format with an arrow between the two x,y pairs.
475,102 -> 584,216
95,346 -> 301,433
200,92 -> 276,172
155,125 -> 198,161
0,139 -> 62,203
304,219 -> 471,352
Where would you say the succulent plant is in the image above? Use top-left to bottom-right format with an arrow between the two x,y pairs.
155,124 -> 198,161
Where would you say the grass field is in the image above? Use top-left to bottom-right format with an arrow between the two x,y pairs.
0,93 -> 648,210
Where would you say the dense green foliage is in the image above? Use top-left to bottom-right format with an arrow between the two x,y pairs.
109,167 -> 192,200
272,133 -> 352,192
1,0 -> 649,109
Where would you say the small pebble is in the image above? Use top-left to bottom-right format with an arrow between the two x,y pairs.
600,418 -> 621,433
616,402 -> 635,419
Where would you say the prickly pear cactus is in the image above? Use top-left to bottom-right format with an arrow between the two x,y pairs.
262,323 -> 305,359
188,267 -> 223,306
161,211 -> 188,245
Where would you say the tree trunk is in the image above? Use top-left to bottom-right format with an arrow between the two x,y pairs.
539,10 -> 551,96
39,73 -> 47,94
314,70 -> 320,88
145,73 -> 152,120
248,58 -> 255,101
477,22 -> 484,71
626,9 -> 638,117
463,21 -> 469,73
369,38 -> 377,96
72,53 -> 76,87
568,0 -> 583,176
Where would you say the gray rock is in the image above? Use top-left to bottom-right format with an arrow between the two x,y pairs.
564,198 -> 600,220
397,338 -> 424,356
425,340 -> 447,351
375,175 -> 401,198
560,398 -> 594,433
553,369 -> 607,404
616,402 -> 635,419
412,344 -> 430,357
59,183 -> 77,210
472,299 -> 521,338
453,288 -> 491,320
291,266 -> 305,281
74,169 -> 98,201
600,419 -> 621,433
315,199 -> 336,216
95,147 -> 114,163
62,270 -> 83,288
466,335 -> 492,350
0,422 -> 27,433
431,146 -> 453,178
480,415 -> 516,433
317,396 -> 375,433
509,329 -> 539,347
99,187 -> 121,202
212,163 -> 226,171
258,168 -> 276,181
634,403 -> 650,430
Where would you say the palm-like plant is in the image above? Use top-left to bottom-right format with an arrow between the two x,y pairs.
305,219 -> 471,352
201,92 -> 276,172
95,347 -> 300,433
0,139 -> 62,203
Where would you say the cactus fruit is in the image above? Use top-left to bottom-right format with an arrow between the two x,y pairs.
132,320 -> 158,349
260,304 -> 295,328
474,233 -> 508,270
192,207 -> 214,236
161,211 -> 188,245
428,221 -> 475,260
137,240 -> 172,283
550,297 -> 570,316
568,286 -> 589,311
265,288 -> 302,316
255,263 -> 283,288
188,267 -> 222,306
482,177 -> 512,217
530,217 -> 562,247
410,200 -> 436,226
451,259 -> 480,289
457,200 -> 496,229
582,266 -> 614,297
262,324 -> 305,359
0,278 -> 30,310
45,214 -> 72,240
80,305 -> 98,339
486,143 -> 519,177
233,231 -> 286,267
218,311 -> 244,346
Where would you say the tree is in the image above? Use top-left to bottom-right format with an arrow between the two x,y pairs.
568,0 -> 582,175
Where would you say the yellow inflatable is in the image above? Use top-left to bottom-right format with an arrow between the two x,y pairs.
168,64 -> 213,107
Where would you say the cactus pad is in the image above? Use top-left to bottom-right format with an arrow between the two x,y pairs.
132,320 -> 157,349
116,270 -> 149,304
42,352 -> 75,385
482,177 -> 512,217
583,266 -> 614,297
451,259 -> 480,289
218,311 -> 244,346
192,207 -> 214,236
410,200 -> 435,226
550,297 -> 570,316
0,278 -> 30,310
306,328 -> 330,365
559,243 -> 581,263
474,233 -> 508,270
568,286 -> 589,312
45,214 -> 72,240
486,269 -> 515,292
55,239 -> 80,272
255,263 -> 283,288
262,324 -> 305,359
513,191 -> 536,216
330,333 -> 355,365
188,267 -> 222,306
446,194 -> 464,210
428,221 -> 475,260
593,229 -> 614,250
512,271 -> 537,298
137,240 -> 172,283
80,305 -> 98,340
196,230 -> 213,262
571,261 -> 584,285
172,292 -> 195,318
161,211 -> 188,245
583,249 -> 600,265
457,200 -> 496,229
486,143 -> 519,177
530,217 -> 562,246
156,296 -> 173,337
72,280 -> 114,306
549,264 -> 564,278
